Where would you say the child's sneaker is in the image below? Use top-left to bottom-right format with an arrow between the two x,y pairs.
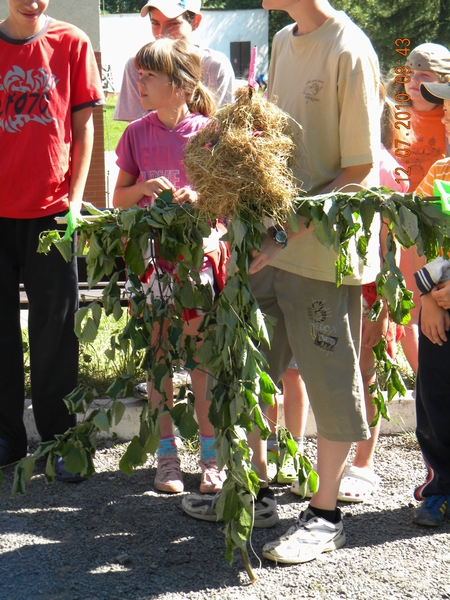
181,486 -> 279,528
290,462 -> 317,497
262,507 -> 346,564
199,458 -> 226,494
277,453 -> 298,484
154,455 -> 184,493
253,487 -> 279,528
290,478 -> 314,498
413,495 -> 448,526
267,450 -> 279,484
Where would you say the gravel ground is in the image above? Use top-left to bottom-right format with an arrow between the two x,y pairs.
1,434 -> 450,600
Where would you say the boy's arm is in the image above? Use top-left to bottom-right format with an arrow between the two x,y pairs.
320,163 -> 374,194
69,107 -> 95,213
420,289 -> 450,345
431,280 -> 450,310
361,301 -> 389,348
248,163 -> 373,275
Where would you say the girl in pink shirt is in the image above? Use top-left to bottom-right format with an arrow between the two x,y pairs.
113,38 -> 225,495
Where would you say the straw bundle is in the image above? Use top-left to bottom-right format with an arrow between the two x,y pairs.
184,86 -> 300,221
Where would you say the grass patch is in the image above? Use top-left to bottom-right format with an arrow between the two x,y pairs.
22,312 -> 145,398
22,324 -> 416,400
103,95 -> 127,152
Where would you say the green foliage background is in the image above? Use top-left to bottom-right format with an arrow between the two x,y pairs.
101,0 -> 450,73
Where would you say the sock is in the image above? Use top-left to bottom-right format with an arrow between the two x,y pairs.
157,436 -> 177,457
199,434 -> 216,461
308,505 -> 341,524
293,436 -> 304,454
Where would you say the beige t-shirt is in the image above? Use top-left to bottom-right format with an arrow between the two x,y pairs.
268,12 -> 381,285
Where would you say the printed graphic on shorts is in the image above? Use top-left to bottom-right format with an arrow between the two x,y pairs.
303,79 -> 324,104
0,66 -> 57,133
308,299 -> 338,352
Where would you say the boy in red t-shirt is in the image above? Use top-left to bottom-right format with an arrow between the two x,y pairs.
0,0 -> 103,480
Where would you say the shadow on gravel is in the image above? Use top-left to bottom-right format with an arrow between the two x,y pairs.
1,446 -> 449,600
0,460 -> 257,600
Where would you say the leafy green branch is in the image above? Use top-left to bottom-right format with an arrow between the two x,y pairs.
293,187 -> 450,416
9,188 -> 450,582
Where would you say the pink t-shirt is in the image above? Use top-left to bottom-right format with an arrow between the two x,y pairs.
116,111 -> 209,207
380,145 -> 410,193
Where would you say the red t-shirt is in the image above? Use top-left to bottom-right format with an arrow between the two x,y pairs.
0,18 -> 103,218
396,106 -> 446,192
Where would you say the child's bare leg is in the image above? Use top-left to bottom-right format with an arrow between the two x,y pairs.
248,429 -> 268,486
352,345 -> 380,471
311,434 -> 351,511
190,368 -> 213,436
282,368 -> 309,441
184,316 -> 225,492
276,368 -> 309,483
399,247 -> 422,375
266,397 -> 279,435
146,320 -> 175,439
400,324 -> 419,375
182,316 -> 214,437
147,320 -> 182,493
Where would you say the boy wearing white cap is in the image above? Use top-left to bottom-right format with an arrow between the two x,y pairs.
394,43 -> 450,191
388,43 -> 450,385
114,0 -> 234,121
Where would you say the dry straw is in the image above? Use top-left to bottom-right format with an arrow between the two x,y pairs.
184,86 -> 301,221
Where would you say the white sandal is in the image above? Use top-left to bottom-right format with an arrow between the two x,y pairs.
337,465 -> 380,503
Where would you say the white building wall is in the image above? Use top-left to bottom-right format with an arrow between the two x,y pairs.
101,9 -> 269,92
0,0 -> 100,50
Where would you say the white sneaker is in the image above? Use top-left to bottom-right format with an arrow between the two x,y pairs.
181,487 -> 279,528
262,507 -> 346,564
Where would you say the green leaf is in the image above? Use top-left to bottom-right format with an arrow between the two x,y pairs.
383,277 -> 401,310
60,441 -> 88,476
230,218 -> 247,249
250,304 -> 270,342
179,279 -> 197,309
313,218 -> 333,249
113,401 -> 126,425
398,205 -> 419,243
93,407 -> 111,432
152,363 -> 171,393
106,376 -> 130,399
359,200 -> 375,233
222,275 -> 241,304
216,485 -> 239,522
178,411 -> 199,439
124,237 -> 145,275
119,436 -> 147,475
53,238 -> 73,262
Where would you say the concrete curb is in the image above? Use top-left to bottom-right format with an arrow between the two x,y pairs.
24,392 -> 416,443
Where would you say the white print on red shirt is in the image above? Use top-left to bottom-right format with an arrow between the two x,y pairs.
0,66 -> 57,133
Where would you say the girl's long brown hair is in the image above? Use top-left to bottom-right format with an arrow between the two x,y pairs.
135,38 -> 216,117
